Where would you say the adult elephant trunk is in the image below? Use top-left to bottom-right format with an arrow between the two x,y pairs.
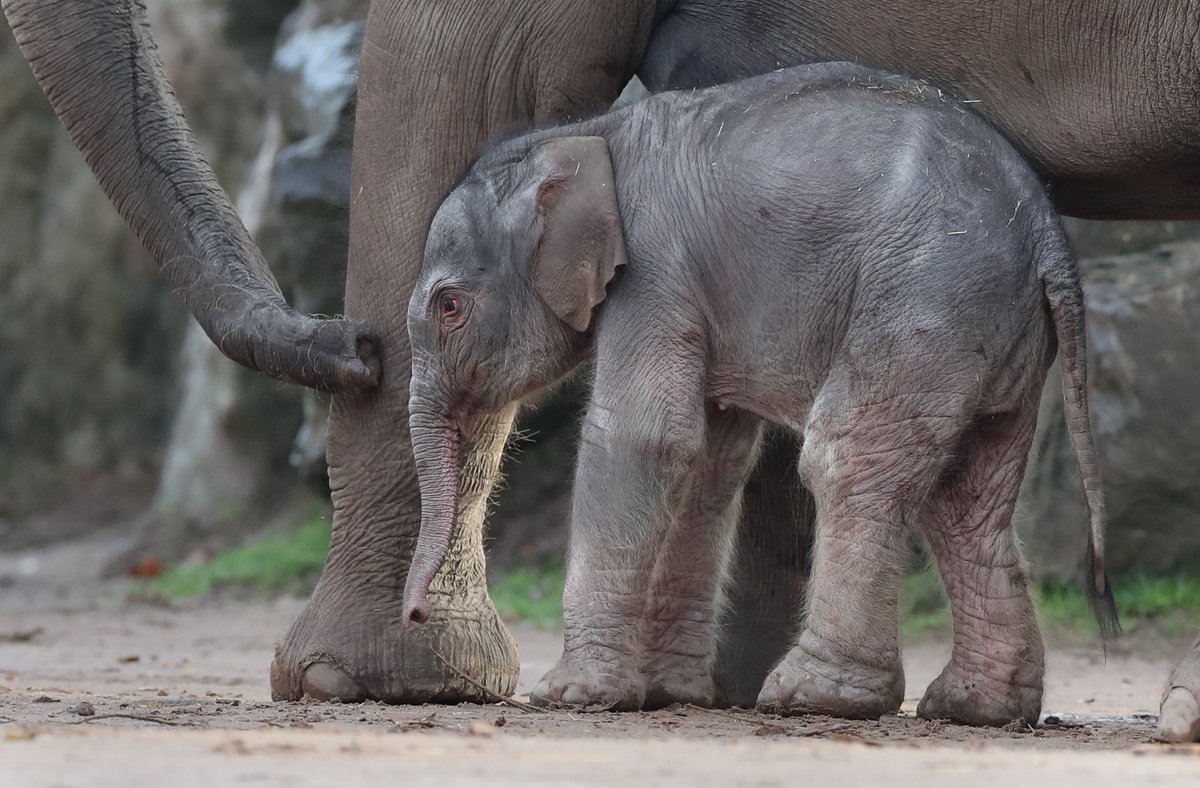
1,0 -> 378,393
403,391 -> 461,626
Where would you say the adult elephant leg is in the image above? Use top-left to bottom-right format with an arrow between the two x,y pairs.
711,431 -> 812,708
270,0 -> 653,702
1159,638 -> 1200,742
271,400 -> 521,702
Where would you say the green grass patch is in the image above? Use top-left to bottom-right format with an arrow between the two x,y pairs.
901,569 -> 1200,640
142,518 -> 1200,643
144,516 -> 332,599
1038,573 -> 1200,639
489,564 -> 566,629
900,570 -> 952,637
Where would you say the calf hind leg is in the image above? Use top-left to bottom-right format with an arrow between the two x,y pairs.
917,408 -> 1045,727
758,389 -> 959,719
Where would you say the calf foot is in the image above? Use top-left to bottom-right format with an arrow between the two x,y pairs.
917,659 -> 1042,726
756,630 -> 903,719
532,655 -> 645,711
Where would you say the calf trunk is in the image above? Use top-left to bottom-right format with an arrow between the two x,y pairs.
403,394 -> 463,625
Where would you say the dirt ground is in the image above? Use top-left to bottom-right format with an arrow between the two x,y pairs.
2,532 -> 1199,786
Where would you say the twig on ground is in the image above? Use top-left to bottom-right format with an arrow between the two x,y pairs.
431,648 -> 545,714
794,722 -> 859,738
685,704 -> 787,733
684,704 -> 756,722
684,705 -> 861,738
390,712 -> 445,733
65,713 -> 187,727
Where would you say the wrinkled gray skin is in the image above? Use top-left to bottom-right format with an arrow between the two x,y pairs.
404,63 -> 1114,726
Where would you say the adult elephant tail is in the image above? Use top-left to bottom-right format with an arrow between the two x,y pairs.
2,0 -> 380,393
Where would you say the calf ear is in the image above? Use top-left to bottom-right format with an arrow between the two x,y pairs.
525,136 -> 627,333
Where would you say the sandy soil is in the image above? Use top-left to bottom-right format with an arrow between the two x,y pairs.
2,533 -> 1199,786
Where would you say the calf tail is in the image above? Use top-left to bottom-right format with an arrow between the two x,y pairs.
1037,228 -> 1120,643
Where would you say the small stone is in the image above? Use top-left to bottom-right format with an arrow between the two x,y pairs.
73,701 -> 95,717
32,696 -> 56,704
157,690 -> 168,697
468,721 -> 497,737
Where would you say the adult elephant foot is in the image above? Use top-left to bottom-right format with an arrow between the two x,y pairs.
756,630 -> 904,720
270,579 -> 519,703
1157,637 -> 1200,743
270,392 -> 522,704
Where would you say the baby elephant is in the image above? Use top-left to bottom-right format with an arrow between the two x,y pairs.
401,62 -> 1117,727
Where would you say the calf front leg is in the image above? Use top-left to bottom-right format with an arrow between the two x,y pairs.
532,347 -> 706,711
641,407 -> 763,708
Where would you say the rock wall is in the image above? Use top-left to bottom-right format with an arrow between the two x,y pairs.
1018,237 -> 1200,581
0,0 -> 299,543
4,2 -> 1200,577
0,0 -> 266,523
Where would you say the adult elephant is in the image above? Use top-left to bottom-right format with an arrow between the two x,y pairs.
4,0 -> 1199,736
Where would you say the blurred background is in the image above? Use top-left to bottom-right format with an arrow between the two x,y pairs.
2,0 -> 1199,636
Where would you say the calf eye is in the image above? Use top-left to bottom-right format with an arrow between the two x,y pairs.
440,294 -> 461,320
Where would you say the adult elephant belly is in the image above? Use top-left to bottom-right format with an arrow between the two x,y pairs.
642,0 -> 1200,219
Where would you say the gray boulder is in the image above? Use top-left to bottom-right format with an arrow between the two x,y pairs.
0,0 -> 273,537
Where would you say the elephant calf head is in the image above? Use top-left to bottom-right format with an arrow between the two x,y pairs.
402,135 -> 627,624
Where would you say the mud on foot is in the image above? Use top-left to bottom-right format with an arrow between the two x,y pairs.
917,662 -> 1042,727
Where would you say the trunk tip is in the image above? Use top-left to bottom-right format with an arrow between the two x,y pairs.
403,598 -> 433,629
